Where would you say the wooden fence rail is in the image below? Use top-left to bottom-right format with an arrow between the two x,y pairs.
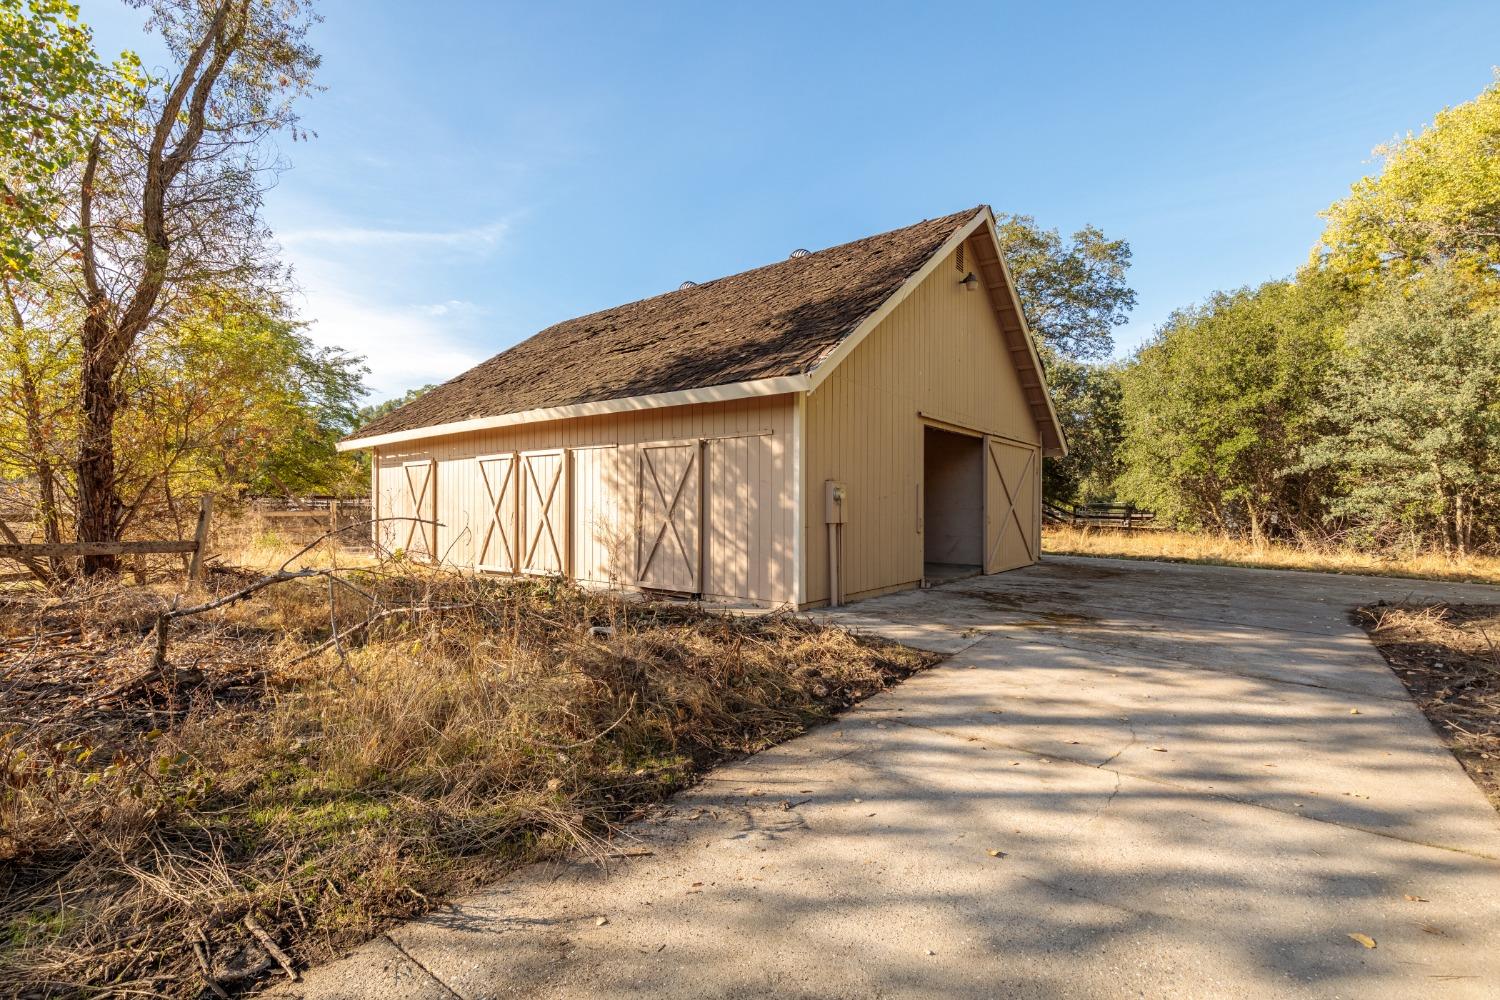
1044,500 -> 1157,530
0,496 -> 214,582
249,498 -> 373,549
0,540 -> 199,558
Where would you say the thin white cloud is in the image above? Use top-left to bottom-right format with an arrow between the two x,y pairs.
414,299 -> 487,319
284,252 -> 490,400
279,220 -> 508,251
303,291 -> 485,399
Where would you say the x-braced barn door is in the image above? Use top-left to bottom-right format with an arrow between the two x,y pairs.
400,459 -> 437,561
476,453 -> 518,573
984,437 -> 1039,574
520,449 -> 568,575
636,440 -> 702,593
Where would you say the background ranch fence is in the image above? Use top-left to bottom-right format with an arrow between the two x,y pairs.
249,496 -> 375,550
0,496 -> 216,583
1043,500 -> 1157,531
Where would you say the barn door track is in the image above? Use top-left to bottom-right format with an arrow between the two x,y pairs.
277,556 -> 1500,999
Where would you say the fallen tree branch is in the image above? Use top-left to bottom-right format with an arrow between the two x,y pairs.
288,602 -> 476,665
243,914 -> 298,982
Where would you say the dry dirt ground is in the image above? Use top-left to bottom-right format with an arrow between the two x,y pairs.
1356,602 -> 1500,810
281,556 -> 1500,1000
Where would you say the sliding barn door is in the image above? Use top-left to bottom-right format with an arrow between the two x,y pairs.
520,449 -> 568,575
571,445 -> 627,585
399,458 -> 437,561
476,453 -> 518,573
636,440 -> 703,593
984,437 -> 1039,574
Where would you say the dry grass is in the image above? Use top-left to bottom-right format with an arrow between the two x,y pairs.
1355,603 -> 1500,810
1043,525 -> 1500,585
209,510 -> 380,574
0,560 -> 933,997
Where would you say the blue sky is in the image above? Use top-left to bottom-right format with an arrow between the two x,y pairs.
79,1 -> 1500,399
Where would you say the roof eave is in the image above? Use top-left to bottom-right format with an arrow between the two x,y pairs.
337,374 -> 812,452
801,205 -> 1068,458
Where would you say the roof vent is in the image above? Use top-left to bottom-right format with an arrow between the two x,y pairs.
679,280 -> 698,290
789,248 -> 810,258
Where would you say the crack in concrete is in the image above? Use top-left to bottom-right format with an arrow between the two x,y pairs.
382,933 -> 466,1000
1096,717 -> 1139,770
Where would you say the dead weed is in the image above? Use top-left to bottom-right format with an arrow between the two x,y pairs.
0,568 -> 934,997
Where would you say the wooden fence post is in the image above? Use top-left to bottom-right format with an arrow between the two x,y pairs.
188,495 -> 214,582
329,499 -> 340,540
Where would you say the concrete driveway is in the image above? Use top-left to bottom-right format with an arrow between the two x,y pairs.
284,557 -> 1500,999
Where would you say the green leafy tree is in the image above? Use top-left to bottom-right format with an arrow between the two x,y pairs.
994,214 -> 1137,362
993,214 -> 1136,498
0,269 -> 77,548
2,281 -> 367,561
1300,270 -> 1500,554
0,0 -> 128,276
355,384 -> 434,427
1116,273 -> 1352,539
114,290 -> 367,515
1317,72 -> 1500,294
63,0 -> 321,572
1042,357 -> 1123,503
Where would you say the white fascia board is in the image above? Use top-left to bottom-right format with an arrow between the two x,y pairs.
800,205 -> 1068,459
803,210 -> 989,392
337,374 -> 811,451
974,212 -> 1069,458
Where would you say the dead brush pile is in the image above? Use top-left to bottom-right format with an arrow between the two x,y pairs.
0,567 -> 934,998
1355,602 -> 1500,810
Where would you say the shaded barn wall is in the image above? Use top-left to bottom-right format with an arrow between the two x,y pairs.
802,237 -> 1041,605
371,394 -> 798,605
923,427 -> 983,566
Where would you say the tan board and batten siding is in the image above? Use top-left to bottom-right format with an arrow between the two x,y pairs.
372,395 -> 800,605
802,235 -> 1041,605
357,206 -> 1059,610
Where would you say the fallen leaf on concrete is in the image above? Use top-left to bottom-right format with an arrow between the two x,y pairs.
1149,746 -> 1168,752
986,849 -> 1007,858
1404,894 -> 1429,903
1348,933 -> 1377,949
1419,924 -> 1446,936
595,916 -> 609,926
1349,708 -> 1361,715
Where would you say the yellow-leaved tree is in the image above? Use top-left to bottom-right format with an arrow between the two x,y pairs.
1316,71 -> 1500,294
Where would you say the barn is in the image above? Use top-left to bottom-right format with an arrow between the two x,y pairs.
338,205 -> 1066,608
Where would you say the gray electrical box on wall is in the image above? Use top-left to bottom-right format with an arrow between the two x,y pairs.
824,480 -> 847,524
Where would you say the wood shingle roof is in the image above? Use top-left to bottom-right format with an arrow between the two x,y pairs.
348,207 -> 986,440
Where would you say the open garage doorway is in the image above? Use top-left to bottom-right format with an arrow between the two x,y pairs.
923,426 -> 984,583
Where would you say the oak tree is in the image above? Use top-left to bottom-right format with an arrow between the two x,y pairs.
67,0 -> 318,572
